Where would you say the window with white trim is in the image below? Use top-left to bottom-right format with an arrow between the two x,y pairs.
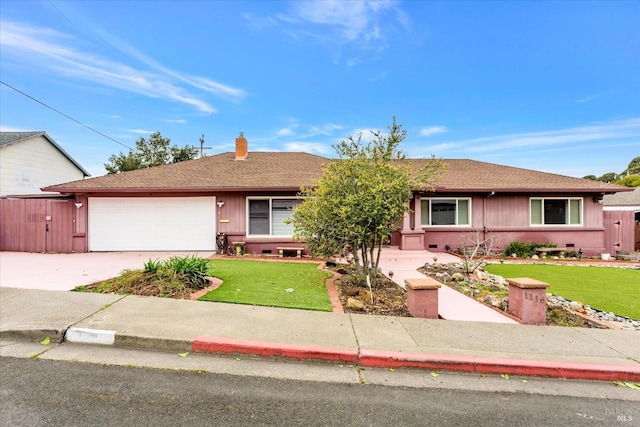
530,197 -> 582,226
247,198 -> 301,236
421,198 -> 471,226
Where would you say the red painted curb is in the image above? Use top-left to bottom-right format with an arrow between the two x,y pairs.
358,349 -> 640,382
192,336 -> 359,363
193,337 -> 640,381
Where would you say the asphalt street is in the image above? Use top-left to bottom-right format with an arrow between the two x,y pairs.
2,356 -> 638,427
2,341 -> 639,426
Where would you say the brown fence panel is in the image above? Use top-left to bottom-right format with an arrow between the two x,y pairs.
0,199 -> 46,252
0,198 -> 75,253
603,210 -> 636,254
47,200 -> 75,252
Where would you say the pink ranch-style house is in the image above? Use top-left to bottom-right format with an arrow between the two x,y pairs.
35,133 -> 630,257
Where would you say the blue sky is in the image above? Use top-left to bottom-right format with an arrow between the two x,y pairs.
1,0 -> 639,178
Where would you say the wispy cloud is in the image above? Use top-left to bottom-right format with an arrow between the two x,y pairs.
0,125 -> 29,132
460,118 -> 640,153
576,94 -> 602,104
277,127 -> 295,137
125,129 -> 156,135
0,20 -> 246,113
163,119 -> 187,124
419,126 -> 447,137
413,118 -> 640,158
285,141 -> 332,154
273,0 -> 409,51
304,123 -> 344,137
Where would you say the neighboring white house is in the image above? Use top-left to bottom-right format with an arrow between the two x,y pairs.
0,131 -> 89,197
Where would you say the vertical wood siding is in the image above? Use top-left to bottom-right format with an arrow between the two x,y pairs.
0,198 -> 76,252
47,200 -> 74,252
418,194 -> 610,256
604,210 -> 636,254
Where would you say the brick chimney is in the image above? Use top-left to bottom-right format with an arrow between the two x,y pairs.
235,132 -> 248,160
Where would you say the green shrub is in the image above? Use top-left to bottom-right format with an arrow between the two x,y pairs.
144,258 -> 162,273
163,255 -> 211,289
503,241 -> 557,258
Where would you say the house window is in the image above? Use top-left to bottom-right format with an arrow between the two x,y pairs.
421,198 -> 471,226
530,198 -> 582,226
248,198 -> 301,236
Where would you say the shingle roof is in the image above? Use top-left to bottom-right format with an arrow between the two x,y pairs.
44,152 -> 328,192
0,131 -> 90,177
0,131 -> 44,146
43,153 -> 628,195
408,159 -> 627,194
603,187 -> 640,206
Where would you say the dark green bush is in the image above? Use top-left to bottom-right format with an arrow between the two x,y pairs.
503,241 -> 557,258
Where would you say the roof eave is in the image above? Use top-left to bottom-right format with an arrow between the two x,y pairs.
41,186 -> 305,194
419,187 -> 631,194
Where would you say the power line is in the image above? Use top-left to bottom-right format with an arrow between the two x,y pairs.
47,0 -> 78,32
0,80 -> 133,150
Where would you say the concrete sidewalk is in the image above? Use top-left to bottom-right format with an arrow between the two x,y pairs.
2,287 -> 639,382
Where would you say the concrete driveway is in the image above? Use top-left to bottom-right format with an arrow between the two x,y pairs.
0,252 -> 215,291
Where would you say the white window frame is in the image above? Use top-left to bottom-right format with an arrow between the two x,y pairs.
246,197 -> 301,237
421,198 -> 472,227
529,197 -> 583,226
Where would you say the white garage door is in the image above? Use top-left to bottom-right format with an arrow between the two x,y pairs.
88,197 -> 216,251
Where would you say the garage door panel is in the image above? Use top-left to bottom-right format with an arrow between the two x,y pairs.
89,197 -> 215,251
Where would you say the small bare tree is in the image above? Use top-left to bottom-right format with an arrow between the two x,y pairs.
459,231 -> 496,276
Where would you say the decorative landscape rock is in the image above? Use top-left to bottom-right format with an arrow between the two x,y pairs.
452,272 -> 466,282
484,295 -> 502,307
420,261 -> 640,330
569,301 -> 583,312
346,297 -> 364,311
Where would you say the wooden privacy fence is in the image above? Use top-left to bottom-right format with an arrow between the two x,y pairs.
0,198 -> 76,253
603,210 -> 638,254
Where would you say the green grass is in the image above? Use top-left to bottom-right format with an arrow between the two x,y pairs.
484,264 -> 640,319
198,259 -> 333,312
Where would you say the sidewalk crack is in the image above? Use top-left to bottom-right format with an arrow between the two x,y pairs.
574,328 -> 640,364
61,294 -> 127,340
348,313 -> 363,359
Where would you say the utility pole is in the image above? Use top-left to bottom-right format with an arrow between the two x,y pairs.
195,134 -> 212,157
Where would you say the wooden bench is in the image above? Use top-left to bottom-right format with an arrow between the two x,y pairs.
535,247 -> 567,258
277,247 -> 303,258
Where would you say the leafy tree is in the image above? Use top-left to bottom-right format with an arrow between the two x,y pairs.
615,174 -> 640,187
583,156 -> 640,183
290,118 -> 444,288
623,156 -> 640,175
105,131 -> 198,174
598,172 -> 618,183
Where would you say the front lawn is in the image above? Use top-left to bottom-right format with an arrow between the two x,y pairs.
484,264 -> 640,319
198,259 -> 333,312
